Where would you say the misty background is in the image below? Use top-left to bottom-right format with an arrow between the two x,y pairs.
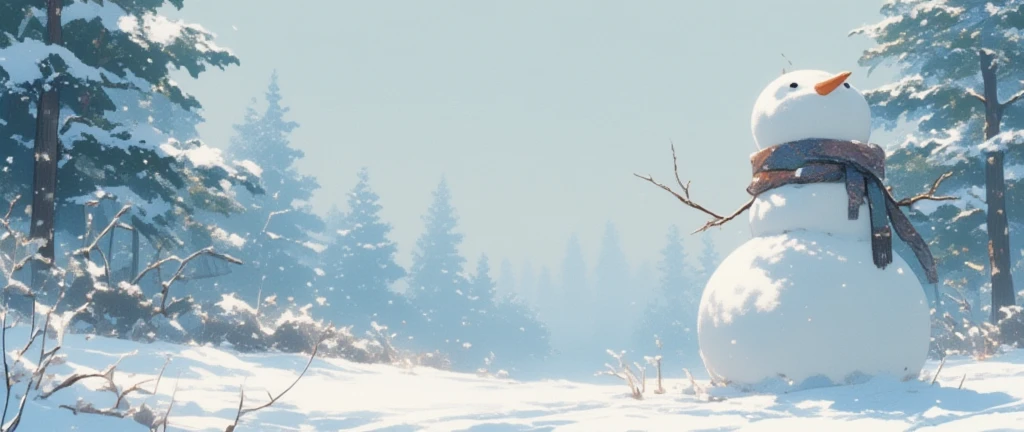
165,0 -> 898,276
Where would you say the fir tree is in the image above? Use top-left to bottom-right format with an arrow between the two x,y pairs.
408,177 -> 470,348
697,234 -> 721,285
201,73 -> 323,305
553,234 -> 589,352
634,225 -> 701,358
472,255 -> 551,369
592,223 -> 634,350
324,168 -> 415,333
497,258 -> 517,299
852,1 -> 1024,323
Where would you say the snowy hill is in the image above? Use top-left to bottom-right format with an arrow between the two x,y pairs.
4,329 -> 1024,432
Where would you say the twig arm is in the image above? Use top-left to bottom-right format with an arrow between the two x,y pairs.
895,171 -> 957,207
634,142 -> 752,233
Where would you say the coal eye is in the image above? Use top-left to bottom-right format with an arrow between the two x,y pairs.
844,82 -> 851,88
789,83 -> 798,88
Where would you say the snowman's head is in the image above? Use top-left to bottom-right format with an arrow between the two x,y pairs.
750,69 -> 871,149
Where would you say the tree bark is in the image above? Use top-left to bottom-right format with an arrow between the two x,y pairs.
30,0 -> 64,290
131,227 -> 140,281
978,49 -> 1016,325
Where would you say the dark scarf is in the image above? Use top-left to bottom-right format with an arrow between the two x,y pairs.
746,138 -> 938,284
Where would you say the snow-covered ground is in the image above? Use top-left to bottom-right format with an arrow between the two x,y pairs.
4,329 -> 1024,431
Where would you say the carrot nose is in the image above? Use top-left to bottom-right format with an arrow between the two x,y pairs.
814,71 -> 852,96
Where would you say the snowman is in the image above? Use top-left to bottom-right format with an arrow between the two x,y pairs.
693,70 -> 936,388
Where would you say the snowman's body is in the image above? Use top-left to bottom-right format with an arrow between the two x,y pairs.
696,70 -> 931,388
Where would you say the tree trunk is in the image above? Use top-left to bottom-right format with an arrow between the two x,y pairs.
131,227 -> 140,280
978,49 -> 1016,325
29,0 -> 64,290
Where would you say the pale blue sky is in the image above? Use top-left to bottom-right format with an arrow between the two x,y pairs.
168,0 -> 896,274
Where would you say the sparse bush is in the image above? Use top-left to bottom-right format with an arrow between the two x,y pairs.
929,289 -> 1024,359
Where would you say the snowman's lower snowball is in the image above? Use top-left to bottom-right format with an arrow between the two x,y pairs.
697,231 -> 930,388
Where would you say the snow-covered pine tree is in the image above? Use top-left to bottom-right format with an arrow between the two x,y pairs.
633,225 -> 701,359
207,73 -> 324,305
852,1 -> 1024,324
323,168 -> 419,334
0,0 -> 255,291
408,177 -> 472,351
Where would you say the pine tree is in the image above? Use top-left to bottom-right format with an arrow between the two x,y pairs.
519,260 -> 536,305
852,1 -> 1024,324
324,168 -> 415,333
0,0 -> 252,292
553,234 -> 589,352
592,223 -> 634,349
634,225 -> 701,358
697,234 -> 721,286
408,177 -> 470,348
497,258 -> 517,298
471,255 -> 551,368
202,73 -> 323,306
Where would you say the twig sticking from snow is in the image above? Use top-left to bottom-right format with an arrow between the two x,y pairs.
596,350 -> 644,400
132,247 -> 243,314
634,142 -> 754,234
930,357 -> 947,386
893,171 -> 958,208
1,310 -> 13,429
958,373 -> 967,390
39,351 -> 138,400
224,332 -> 328,432
0,247 -> 70,432
644,355 -> 665,395
154,373 -> 180,432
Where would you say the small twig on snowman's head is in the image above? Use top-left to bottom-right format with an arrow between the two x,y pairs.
634,143 -> 754,234
894,171 -> 957,208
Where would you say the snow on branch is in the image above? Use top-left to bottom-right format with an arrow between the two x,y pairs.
634,142 -> 754,234
977,130 -> 1024,154
966,88 -> 986,104
262,210 -> 327,253
1002,88 -> 1024,108
0,38 -> 122,90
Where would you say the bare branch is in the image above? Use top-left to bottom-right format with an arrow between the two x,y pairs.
39,351 -> 136,400
1001,87 -> 1024,108
58,401 -> 127,419
595,350 -> 643,400
691,198 -> 755,234
1,311 -> 12,428
72,205 -> 131,259
966,88 -> 986,105
157,374 -> 180,432
895,171 -> 958,208
261,210 -> 291,235
635,143 -> 753,234
131,247 -> 243,314
930,356 -> 947,386
225,333 -> 327,431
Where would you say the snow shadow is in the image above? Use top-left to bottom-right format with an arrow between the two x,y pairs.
763,378 -> 1017,423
